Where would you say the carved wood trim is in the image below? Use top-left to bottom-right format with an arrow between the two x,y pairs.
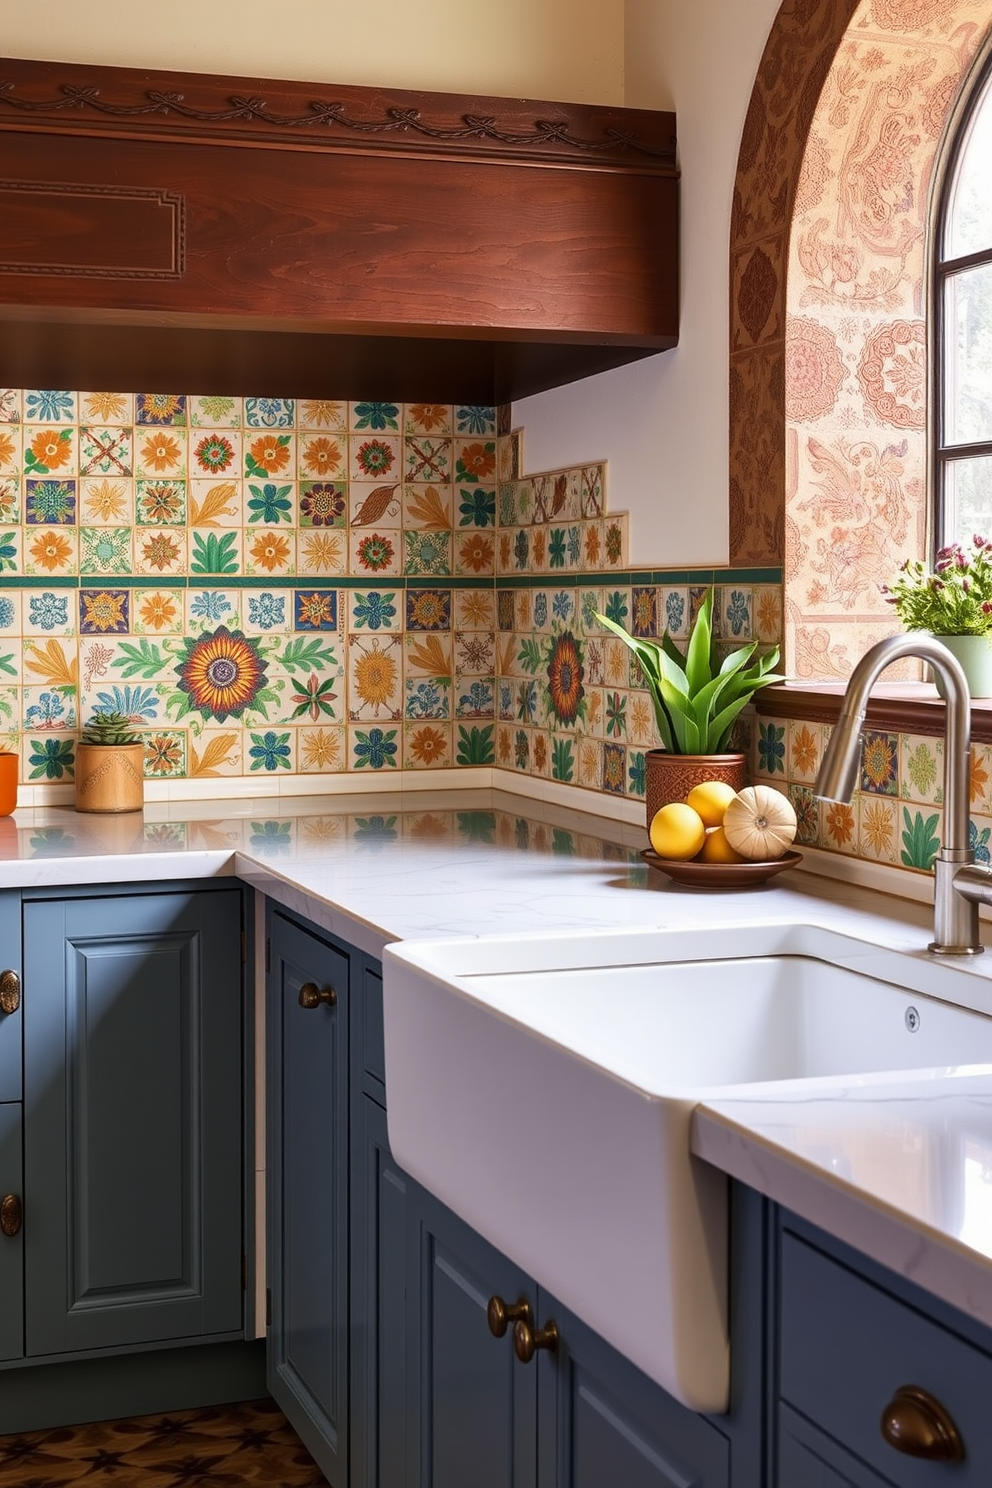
0,179 -> 185,278
0,59 -> 677,171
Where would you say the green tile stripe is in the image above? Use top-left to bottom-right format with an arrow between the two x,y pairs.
494,567 -> 783,588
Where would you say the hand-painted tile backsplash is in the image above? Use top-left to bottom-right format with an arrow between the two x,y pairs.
0,386 -> 785,806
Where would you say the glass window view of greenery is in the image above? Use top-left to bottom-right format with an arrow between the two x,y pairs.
938,51 -> 992,547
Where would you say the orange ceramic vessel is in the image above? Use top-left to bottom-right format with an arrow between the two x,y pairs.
0,753 -> 18,816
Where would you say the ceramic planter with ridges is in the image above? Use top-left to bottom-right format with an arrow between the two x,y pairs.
74,743 -> 145,813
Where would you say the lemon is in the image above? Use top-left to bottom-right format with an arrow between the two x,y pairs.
649,802 -> 707,860
685,780 -> 738,828
699,826 -> 746,864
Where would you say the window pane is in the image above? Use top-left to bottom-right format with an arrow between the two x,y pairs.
944,263 -> 992,445
946,455 -> 992,544
945,71 -> 992,260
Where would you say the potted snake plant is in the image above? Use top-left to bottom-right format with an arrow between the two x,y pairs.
74,709 -> 145,813
596,589 -> 783,825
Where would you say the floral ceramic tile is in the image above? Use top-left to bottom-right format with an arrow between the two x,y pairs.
134,479 -> 181,526
0,425 -> 20,476
405,403 -> 452,436
454,406 -> 495,437
405,720 -> 451,768
860,729 -> 899,796
857,793 -> 899,863
405,588 -> 451,631
243,526 -> 294,577
24,390 -> 76,424
298,527 -> 347,576
296,724 -> 346,772
350,526 -> 399,580
901,734 -> 943,804
788,720 -> 822,782
244,397 -> 294,429
298,400 -> 346,432
723,586 -> 753,641
0,389 -> 20,423
970,744 -> 992,815
899,803 -> 942,872
136,528 -> 186,576
405,629 -> 452,681
135,428 -> 187,477
80,526 -> 132,575
132,589 -> 184,635
349,635 -> 403,721
349,722 -> 401,770
455,676 -> 494,719
188,394 -> 240,428
755,719 -> 787,777
24,528 -> 77,577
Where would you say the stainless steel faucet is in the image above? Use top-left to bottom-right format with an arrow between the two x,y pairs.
815,630 -> 992,955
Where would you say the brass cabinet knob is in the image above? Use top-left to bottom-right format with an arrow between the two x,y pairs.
880,1385 -> 965,1462
513,1316 -> 558,1363
0,1193 -> 22,1237
298,982 -> 336,1010
487,1295 -> 532,1339
0,969 -> 19,1015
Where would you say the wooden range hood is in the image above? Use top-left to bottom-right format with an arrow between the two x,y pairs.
0,58 -> 678,404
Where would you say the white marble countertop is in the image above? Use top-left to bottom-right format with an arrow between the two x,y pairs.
6,785 -> 992,1330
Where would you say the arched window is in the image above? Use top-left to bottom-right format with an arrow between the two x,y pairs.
937,56 -> 992,549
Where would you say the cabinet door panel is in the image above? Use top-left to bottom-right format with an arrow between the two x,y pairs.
539,1297 -> 729,1488
410,1188 -> 537,1488
267,912 -> 350,1488
24,890 -> 243,1356
779,1404 -> 890,1487
0,1101 -> 23,1362
0,893 -> 21,1103
351,1095 -> 413,1488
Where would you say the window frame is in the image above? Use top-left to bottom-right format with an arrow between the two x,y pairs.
934,46 -> 992,553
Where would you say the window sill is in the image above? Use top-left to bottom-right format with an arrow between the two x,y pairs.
756,681 -> 992,743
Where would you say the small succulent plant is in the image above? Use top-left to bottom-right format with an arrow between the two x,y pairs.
80,709 -> 140,746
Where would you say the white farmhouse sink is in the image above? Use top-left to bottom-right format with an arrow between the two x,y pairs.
382,922 -> 992,1414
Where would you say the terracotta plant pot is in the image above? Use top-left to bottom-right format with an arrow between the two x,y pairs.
74,742 -> 145,813
644,750 -> 748,831
0,752 -> 17,817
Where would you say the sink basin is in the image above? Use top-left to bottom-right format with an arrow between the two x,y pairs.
383,922 -> 992,1412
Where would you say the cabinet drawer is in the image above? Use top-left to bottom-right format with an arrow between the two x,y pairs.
781,1231 -> 992,1484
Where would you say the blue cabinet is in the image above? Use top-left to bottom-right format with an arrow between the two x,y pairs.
23,885 -> 245,1358
267,908 -> 351,1488
345,954 -> 748,1488
775,1210 -> 992,1488
0,1100 -> 22,1364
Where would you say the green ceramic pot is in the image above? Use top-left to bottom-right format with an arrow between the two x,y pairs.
932,633 -> 992,700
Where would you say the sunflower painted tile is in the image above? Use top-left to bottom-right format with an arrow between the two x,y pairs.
860,729 -> 899,795
245,528 -> 293,577
135,427 -> 187,478
349,634 -> 403,722
298,527 -> 347,576
582,521 -> 604,569
135,527 -> 186,577
131,589 -> 184,636
405,719 -> 452,768
820,797 -> 856,852
970,744 -> 992,815
405,403 -> 452,437
857,794 -> 899,863
294,589 -> 337,631
299,398 -> 347,432
788,719 -> 822,782
299,430 -> 346,482
296,723 -> 346,773
80,391 -> 133,425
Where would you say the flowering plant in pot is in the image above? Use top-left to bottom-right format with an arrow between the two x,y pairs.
596,589 -> 783,825
74,709 -> 145,813
883,537 -> 992,697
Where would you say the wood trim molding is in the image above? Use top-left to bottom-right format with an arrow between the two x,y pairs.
0,59 -> 677,171
757,681 -> 992,742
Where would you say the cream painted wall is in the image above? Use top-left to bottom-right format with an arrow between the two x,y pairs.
513,0 -> 782,569
3,0 -> 624,105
